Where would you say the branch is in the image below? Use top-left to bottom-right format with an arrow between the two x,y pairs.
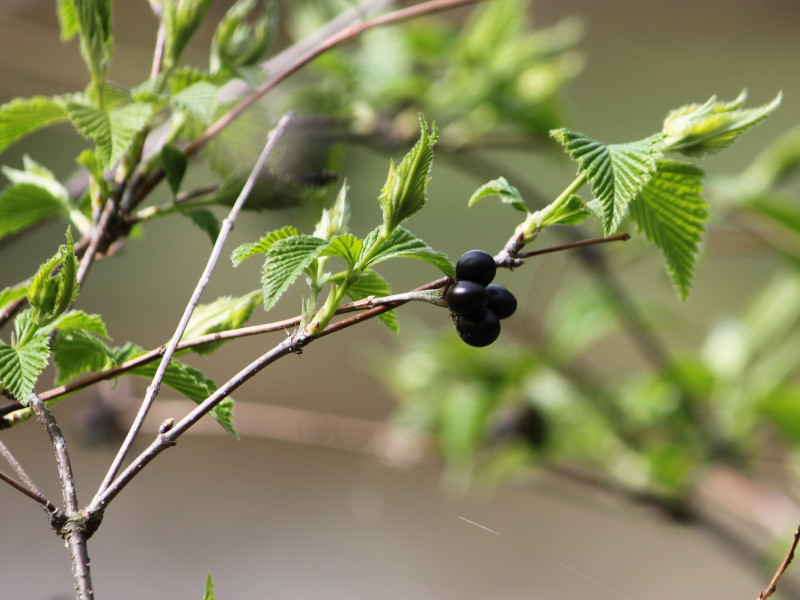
96,113 -> 297,496
759,527 -> 800,599
0,439 -> 57,512
515,233 -> 631,258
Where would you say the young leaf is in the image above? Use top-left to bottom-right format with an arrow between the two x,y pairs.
203,573 -> 216,600
551,129 -> 663,234
468,177 -> 528,212
52,328 -> 114,385
27,229 -> 79,326
162,144 -> 188,196
362,226 -> 455,278
61,0 -> 113,87
210,0 -> 273,73
628,160 -> 707,299
0,283 -> 28,311
0,330 -> 50,404
47,310 -> 109,338
67,99 -> 154,168
379,115 -> 438,234
261,236 -> 328,311
346,271 -> 398,333
169,81 -> 219,125
313,181 -> 350,240
162,0 -> 214,70
319,234 -> 363,269
663,91 -> 782,157
231,225 -> 300,267
183,208 -> 221,244
181,291 -> 261,354
0,96 -> 69,155
534,194 -> 590,228
0,183 -> 65,239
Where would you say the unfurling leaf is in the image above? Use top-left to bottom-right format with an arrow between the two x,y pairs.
663,91 -> 781,157
261,235 -> 328,311
534,194 -> 590,228
629,160 -> 707,299
203,573 -> 216,600
313,181 -> 350,240
379,115 -> 438,234
27,229 -> 79,326
162,0 -> 214,70
468,177 -> 528,212
551,128 -> 663,234
210,0 -> 273,73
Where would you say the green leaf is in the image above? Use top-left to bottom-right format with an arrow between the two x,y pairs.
362,227 -> 455,278
162,0 -> 214,70
663,91 -> 782,157
0,283 -> 28,311
48,310 -> 109,338
169,81 -> 219,125
313,181 -> 350,240
162,145 -> 188,196
0,96 -> 68,155
183,208 -> 221,244
27,229 -> 79,326
319,234 -> 363,268
57,0 -> 79,40
346,271 -> 398,333
379,115 -> 438,234
0,183 -> 64,239
551,128 -> 663,234
534,193 -> 590,227
66,0 -> 113,86
210,0 -> 273,73
52,328 -> 113,385
468,177 -> 528,212
231,225 -> 300,267
203,573 -> 216,600
261,236 -> 328,311
629,160 -> 707,299
67,99 -> 154,168
181,291 -> 261,354
0,330 -> 50,404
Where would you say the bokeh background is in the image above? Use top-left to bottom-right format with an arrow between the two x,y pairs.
1,1 -> 799,598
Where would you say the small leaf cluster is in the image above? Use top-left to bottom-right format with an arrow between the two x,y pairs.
233,117 -> 454,335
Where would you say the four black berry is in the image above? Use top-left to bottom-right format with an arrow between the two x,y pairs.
455,308 -> 501,347
455,250 -> 496,286
445,280 -> 488,315
447,250 -> 517,348
486,284 -> 517,320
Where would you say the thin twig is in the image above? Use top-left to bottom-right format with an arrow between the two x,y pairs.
515,233 -> 631,258
759,527 -> 800,599
0,438 -> 50,503
76,197 -> 117,286
96,113 -> 297,497
0,469 -> 58,511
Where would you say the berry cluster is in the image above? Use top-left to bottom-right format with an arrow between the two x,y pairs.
446,250 -> 517,347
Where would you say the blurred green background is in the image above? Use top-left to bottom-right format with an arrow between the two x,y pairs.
1,1 -> 799,598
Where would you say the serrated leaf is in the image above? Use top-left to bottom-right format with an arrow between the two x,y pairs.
3,164 -> 70,206
663,91 -> 782,157
170,81 -> 219,125
319,234 -> 363,268
0,331 -> 50,404
184,208 -> 221,244
551,128 -> 663,234
182,291 -> 260,354
67,99 -> 154,168
629,160 -> 707,299
170,68 -> 218,95
0,183 -> 65,239
27,229 -> 79,325
379,115 -> 438,233
52,328 -> 113,385
48,310 -> 109,338
468,177 -> 528,212
261,236 -> 328,311
162,144 -> 188,196
346,271 -> 398,333
362,226 -> 455,278
231,225 -> 300,267
203,573 -> 216,600
0,96 -> 69,155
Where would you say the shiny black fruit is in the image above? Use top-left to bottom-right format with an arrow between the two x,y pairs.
446,280 -> 488,315
455,250 -> 496,286
455,307 -> 501,347
486,284 -> 517,320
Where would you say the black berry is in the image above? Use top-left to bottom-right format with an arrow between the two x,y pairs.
455,250 -> 496,286
446,280 -> 488,315
455,307 -> 501,347
486,284 -> 517,320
